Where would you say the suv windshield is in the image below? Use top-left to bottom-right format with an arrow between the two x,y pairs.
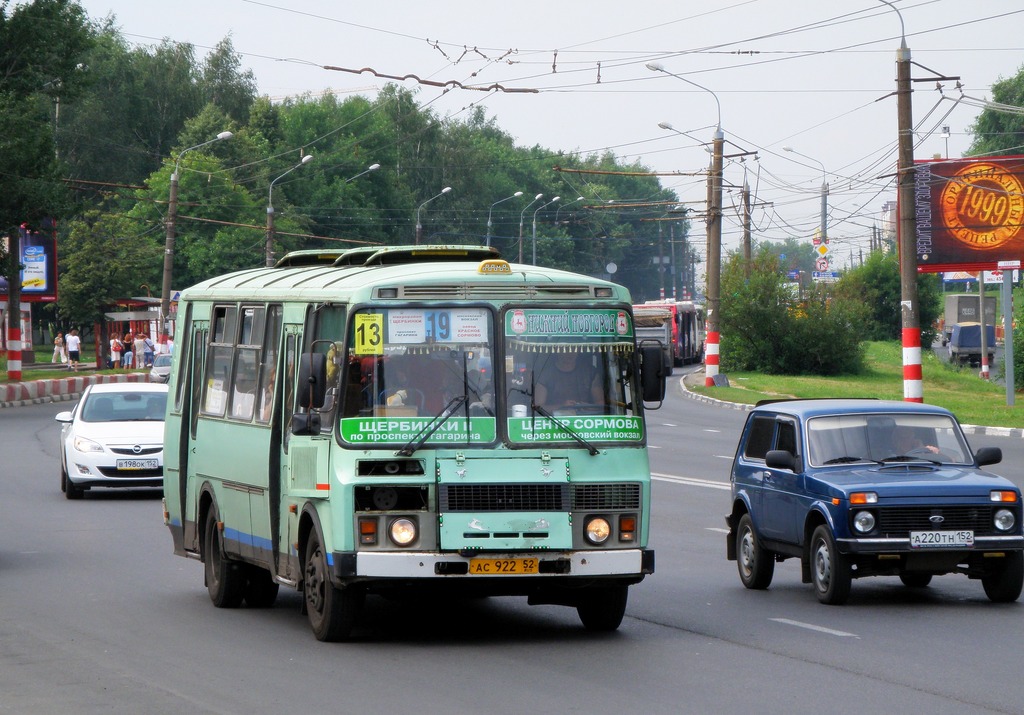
806,412 -> 971,466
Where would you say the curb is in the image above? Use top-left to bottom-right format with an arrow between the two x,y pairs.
0,372 -> 150,409
676,370 -> 1024,439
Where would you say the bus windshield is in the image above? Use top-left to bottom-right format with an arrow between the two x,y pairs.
339,306 -> 497,447
503,308 -> 644,446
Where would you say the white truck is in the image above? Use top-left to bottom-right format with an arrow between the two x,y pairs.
941,294 -> 996,346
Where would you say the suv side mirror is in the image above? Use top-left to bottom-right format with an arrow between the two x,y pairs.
765,449 -> 797,471
975,446 -> 1002,467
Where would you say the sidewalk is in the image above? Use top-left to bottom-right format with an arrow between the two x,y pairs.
0,362 -> 150,409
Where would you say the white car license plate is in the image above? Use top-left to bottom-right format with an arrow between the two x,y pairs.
116,458 -> 158,471
909,530 -> 974,548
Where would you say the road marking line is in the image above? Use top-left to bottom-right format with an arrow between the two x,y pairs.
652,473 -> 730,490
770,618 -> 859,638
706,527 -> 729,534
661,423 -> 677,427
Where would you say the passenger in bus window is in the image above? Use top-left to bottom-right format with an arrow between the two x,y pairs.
534,351 -> 602,412
258,363 -> 276,422
232,374 -> 256,420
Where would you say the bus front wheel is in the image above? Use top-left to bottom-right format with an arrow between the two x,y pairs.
303,530 -> 362,641
576,584 -> 628,632
204,508 -> 244,608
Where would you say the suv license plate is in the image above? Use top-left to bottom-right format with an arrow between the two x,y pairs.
468,557 -> 539,575
909,530 -> 974,548
116,458 -> 158,471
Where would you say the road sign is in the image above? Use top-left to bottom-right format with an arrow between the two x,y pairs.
812,271 -> 840,282
814,243 -> 830,257
816,257 -> 829,271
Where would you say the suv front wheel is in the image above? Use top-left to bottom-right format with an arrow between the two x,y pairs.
810,525 -> 851,605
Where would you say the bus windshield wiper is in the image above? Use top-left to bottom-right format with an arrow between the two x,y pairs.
531,403 -> 600,456
395,396 -> 467,457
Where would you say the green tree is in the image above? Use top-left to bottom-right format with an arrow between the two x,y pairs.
56,211 -> 162,359
720,248 -> 866,375
199,36 -> 257,124
834,250 -> 941,347
967,64 -> 1024,157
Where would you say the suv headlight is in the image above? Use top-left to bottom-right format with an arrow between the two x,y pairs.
853,510 -> 876,533
994,509 -> 1016,532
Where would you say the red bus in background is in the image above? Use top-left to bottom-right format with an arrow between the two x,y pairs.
641,300 -> 705,367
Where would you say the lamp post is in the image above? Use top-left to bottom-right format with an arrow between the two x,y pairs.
519,193 -> 543,263
555,196 -> 584,225
415,186 -> 452,244
647,61 -> 724,387
940,125 -> 950,159
346,162 -> 380,184
266,154 -> 314,267
161,130 -> 233,340
487,191 -> 523,247
532,196 -> 560,265
783,146 -> 829,244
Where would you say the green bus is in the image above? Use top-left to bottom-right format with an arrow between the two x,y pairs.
163,245 -> 665,641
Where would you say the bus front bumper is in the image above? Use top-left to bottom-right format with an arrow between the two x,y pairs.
330,548 -> 655,581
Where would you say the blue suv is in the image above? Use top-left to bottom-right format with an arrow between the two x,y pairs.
726,399 -> 1024,604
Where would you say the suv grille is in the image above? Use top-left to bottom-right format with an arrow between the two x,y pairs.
875,506 -> 1005,536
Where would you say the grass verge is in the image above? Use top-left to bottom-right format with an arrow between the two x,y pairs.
686,341 -> 1022,428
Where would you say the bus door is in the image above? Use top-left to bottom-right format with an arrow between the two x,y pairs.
280,306 -> 346,579
170,310 -> 204,552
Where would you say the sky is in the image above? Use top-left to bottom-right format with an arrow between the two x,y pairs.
75,0 -> 1024,270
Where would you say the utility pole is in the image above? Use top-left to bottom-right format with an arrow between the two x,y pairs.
705,128 -> 724,387
658,221 -> 665,299
742,178 -> 751,276
894,20 -> 922,402
670,224 -> 678,300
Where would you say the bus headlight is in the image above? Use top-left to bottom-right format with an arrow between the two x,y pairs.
853,510 -> 876,534
994,509 -> 1016,532
388,517 -> 418,546
584,517 -> 611,545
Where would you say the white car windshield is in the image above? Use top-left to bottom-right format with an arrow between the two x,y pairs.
82,392 -> 167,422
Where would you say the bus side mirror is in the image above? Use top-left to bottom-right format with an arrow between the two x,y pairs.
297,352 -> 328,409
639,343 -> 666,404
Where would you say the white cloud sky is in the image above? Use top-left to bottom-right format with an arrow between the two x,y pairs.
77,0 -> 1024,267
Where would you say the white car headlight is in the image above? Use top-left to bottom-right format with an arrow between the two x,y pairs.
73,435 -> 104,453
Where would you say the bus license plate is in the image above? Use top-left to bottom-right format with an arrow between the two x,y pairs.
116,458 -> 158,471
909,530 -> 974,548
469,557 -> 539,575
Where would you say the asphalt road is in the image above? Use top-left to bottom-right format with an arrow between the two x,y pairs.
1,379 -> 1022,714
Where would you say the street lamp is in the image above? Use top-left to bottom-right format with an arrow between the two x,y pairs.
647,61 -> 724,388
161,130 -> 233,340
346,162 -> 380,184
266,153 -> 314,267
555,196 -> 584,225
519,193 -> 543,263
415,186 -> 452,245
532,196 -> 560,265
487,191 -> 523,247
940,125 -> 950,159
783,146 -> 829,244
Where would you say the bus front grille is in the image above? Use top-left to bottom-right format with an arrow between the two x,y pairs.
440,484 -> 570,512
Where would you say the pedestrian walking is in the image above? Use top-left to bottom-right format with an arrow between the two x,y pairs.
52,332 -> 66,364
143,334 -> 155,367
65,329 -> 82,372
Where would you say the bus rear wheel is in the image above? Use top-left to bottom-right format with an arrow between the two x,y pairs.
576,584 -> 628,632
304,530 -> 362,641
204,508 -> 244,608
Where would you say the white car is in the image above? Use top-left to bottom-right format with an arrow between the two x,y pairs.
149,353 -> 173,383
56,382 -> 169,499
